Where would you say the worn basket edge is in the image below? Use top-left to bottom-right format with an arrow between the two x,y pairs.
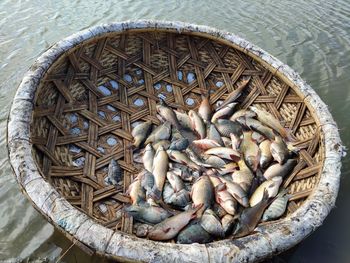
6,20 -> 344,262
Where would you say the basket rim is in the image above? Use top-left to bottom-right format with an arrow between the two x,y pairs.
7,20 -> 344,262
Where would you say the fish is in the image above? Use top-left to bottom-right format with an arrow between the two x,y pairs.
200,209 -> 224,237
163,183 -> 190,207
105,159 -> 123,186
249,106 -> 291,140
175,110 -> 192,130
167,150 -> 202,171
166,171 -> 185,192
263,159 -> 297,180
214,119 -> 243,138
233,190 -> 274,238
222,136 -> 232,148
156,99 -> 182,129
213,203 -> 228,218
169,138 -> 189,151
177,219 -> 214,244
135,223 -> 154,238
202,155 -> 227,168
270,135 -> 290,164
152,146 -> 169,196
143,144 -> 155,173
147,205 -> 202,241
211,103 -> 237,122
259,140 -> 273,169
220,177 -> 249,207
262,189 -> 290,222
152,140 -> 171,150
231,160 -> 254,192
237,117 -> 275,140
131,121 -> 153,148
217,162 -> 238,175
138,170 -> 155,197
192,139 -> 221,150
216,78 -> 250,110
240,131 -> 260,171
215,183 -> 237,215
230,133 -> 242,152
124,203 -> 172,224
207,122 -> 224,146
188,110 -> 206,139
230,109 -> 257,122
170,166 -> 196,182
249,176 -> 283,207
205,147 -> 240,161
133,150 -> 144,163
251,131 -> 266,144
221,214 -> 236,236
208,174 -> 222,188
191,176 -> 214,216
126,179 -> 146,205
198,94 -> 212,123
144,121 -> 172,145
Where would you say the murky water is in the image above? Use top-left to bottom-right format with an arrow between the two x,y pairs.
0,0 -> 349,262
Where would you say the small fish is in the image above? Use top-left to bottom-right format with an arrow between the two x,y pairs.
214,119 -> 243,138
188,110 -> 206,139
192,139 -> 221,150
259,140 -> 273,169
270,135 -> 290,164
252,131 -> 266,144
152,140 -> 171,150
202,154 -> 227,168
191,176 -> 214,216
156,100 -> 182,130
263,159 -> 297,180
207,122 -> 224,146
126,179 -> 146,205
124,203 -> 171,224
135,223 -> 154,238
166,171 -> 185,192
138,170 -> 155,197
152,146 -> 169,195
205,147 -> 241,161
177,219 -> 214,244
170,166 -> 196,182
200,209 -> 224,237
217,162 -> 238,175
147,205 -> 201,241
230,109 -> 257,122
240,131 -> 260,171
237,117 -> 275,140
222,136 -> 232,148
211,103 -> 237,122
144,121 -> 172,145
133,150 -> 143,163
249,106 -> 291,140
220,177 -> 249,207
221,214 -> 236,236
262,189 -> 290,221
163,183 -> 190,207
131,121 -> 153,148
234,190 -> 274,238
215,183 -> 237,215
167,150 -> 202,171
198,94 -> 212,123
217,78 -> 250,110
169,138 -> 189,151
143,144 -> 155,173
230,133 -> 242,152
231,160 -> 254,192
175,110 -> 192,130
249,176 -> 283,207
105,159 -> 123,186
208,174 -> 222,188
213,203 -> 228,218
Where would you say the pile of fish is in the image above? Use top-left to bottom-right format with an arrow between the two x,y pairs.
119,79 -> 298,243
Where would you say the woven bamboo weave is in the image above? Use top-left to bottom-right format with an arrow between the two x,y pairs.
30,29 -> 323,237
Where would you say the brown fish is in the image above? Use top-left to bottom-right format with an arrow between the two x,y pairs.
156,99 -> 181,129
220,177 -> 249,207
211,103 -> 237,122
126,179 -> 145,205
191,176 -> 214,216
237,117 -> 275,140
215,183 -> 237,215
230,109 -> 257,122
207,122 -> 224,146
143,144 -> 155,173
131,121 -> 153,148
175,110 -> 192,130
188,110 -> 206,139
205,147 -> 241,162
240,131 -> 260,171
215,119 -> 243,138
144,121 -> 171,145
198,94 -> 212,123
270,135 -> 290,164
259,140 -> 273,169
231,160 -> 254,192
217,78 -> 250,110
152,146 -> 169,195
148,205 -> 202,241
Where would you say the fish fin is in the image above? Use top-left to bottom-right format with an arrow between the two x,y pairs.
216,183 -> 226,192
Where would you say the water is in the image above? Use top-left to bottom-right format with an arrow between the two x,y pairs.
0,0 -> 349,262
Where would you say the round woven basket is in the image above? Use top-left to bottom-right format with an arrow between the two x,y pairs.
7,20 -> 343,262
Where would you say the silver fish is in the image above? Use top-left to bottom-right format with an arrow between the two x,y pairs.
144,121 -> 171,145
188,110 -> 206,139
230,109 -> 257,122
215,119 -> 243,138
240,131 -> 260,171
263,159 -> 297,180
231,160 -> 254,192
105,159 -> 123,186
191,176 -> 214,216
207,122 -> 224,146
177,220 -> 214,244
166,171 -> 185,192
124,203 -> 171,224
198,94 -> 212,123
237,117 -> 275,140
249,176 -> 283,207
216,78 -> 250,110
152,140 -> 171,150
156,100 -> 182,129
138,170 -> 155,197
202,154 -> 227,168
200,209 -> 224,237
221,214 -> 236,236
143,144 -> 155,173
215,183 -> 237,215
211,103 -> 237,122
192,139 -> 221,150
262,189 -> 290,221
259,140 -> 273,169
230,133 -> 242,152
152,146 -> 169,195
270,135 -> 290,164
220,177 -> 249,207
205,147 -> 241,162
175,110 -> 192,130
169,138 -> 189,151
131,121 -> 153,148
167,149 -> 202,171
217,162 -> 238,175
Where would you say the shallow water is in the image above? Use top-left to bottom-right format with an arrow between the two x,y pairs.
0,0 -> 349,262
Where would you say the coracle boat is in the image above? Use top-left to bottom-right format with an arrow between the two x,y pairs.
7,21 -> 344,262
